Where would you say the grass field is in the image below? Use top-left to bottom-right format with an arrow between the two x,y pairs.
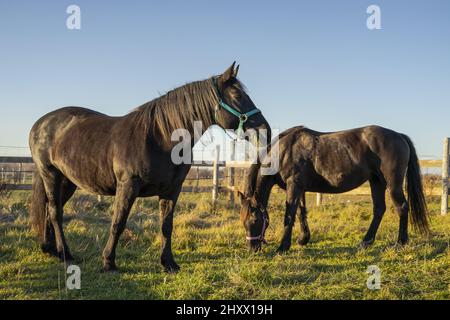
0,189 -> 449,300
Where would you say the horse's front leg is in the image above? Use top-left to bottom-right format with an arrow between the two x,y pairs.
159,191 -> 181,273
277,182 -> 301,253
102,179 -> 139,272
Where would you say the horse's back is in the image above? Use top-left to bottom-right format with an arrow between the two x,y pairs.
32,106 -> 106,129
275,125 -> 409,192
30,106 -> 107,141
359,125 -> 410,158
279,125 -> 408,154
30,106 -> 111,158
287,125 -> 409,164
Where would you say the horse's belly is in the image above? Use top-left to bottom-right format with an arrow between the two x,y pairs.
306,168 -> 369,194
312,179 -> 366,194
138,166 -> 191,197
64,169 -> 116,195
54,156 -> 116,195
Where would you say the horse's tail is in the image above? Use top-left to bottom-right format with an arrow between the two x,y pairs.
401,134 -> 430,235
30,171 -> 47,242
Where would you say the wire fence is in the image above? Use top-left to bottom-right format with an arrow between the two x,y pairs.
1,137 -> 448,211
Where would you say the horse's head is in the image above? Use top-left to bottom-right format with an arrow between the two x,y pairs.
213,62 -> 270,142
238,191 -> 269,252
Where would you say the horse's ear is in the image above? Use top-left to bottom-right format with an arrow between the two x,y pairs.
237,191 -> 246,204
221,61 -> 237,82
233,64 -> 240,78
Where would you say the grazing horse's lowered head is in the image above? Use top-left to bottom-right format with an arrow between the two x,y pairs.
238,191 -> 269,252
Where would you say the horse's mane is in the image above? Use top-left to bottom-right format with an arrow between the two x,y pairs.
129,77 -> 246,141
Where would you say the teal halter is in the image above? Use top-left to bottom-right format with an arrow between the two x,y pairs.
212,77 -> 261,136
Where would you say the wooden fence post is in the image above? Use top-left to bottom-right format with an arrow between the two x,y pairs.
194,166 -> 199,193
316,193 -> 323,207
212,145 -> 220,206
228,140 -> 236,206
19,163 -> 23,183
441,137 -> 449,215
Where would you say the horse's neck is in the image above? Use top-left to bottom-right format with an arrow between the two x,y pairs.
254,174 -> 275,207
124,106 -> 215,150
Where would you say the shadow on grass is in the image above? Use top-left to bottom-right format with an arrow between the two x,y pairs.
1,224 -> 163,299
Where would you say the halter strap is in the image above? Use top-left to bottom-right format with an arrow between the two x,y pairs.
211,77 -> 261,136
245,213 -> 269,244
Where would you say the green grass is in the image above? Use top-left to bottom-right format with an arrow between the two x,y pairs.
0,190 -> 449,300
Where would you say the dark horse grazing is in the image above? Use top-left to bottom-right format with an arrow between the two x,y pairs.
29,63 -> 270,272
239,125 -> 429,252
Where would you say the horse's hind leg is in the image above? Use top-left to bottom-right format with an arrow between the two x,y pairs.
297,192 -> 310,246
361,178 -> 387,248
40,168 -> 73,261
389,184 -> 409,245
42,177 -> 77,257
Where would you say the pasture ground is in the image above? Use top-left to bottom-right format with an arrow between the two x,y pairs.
0,190 -> 449,300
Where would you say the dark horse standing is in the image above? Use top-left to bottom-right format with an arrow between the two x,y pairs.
29,63 -> 270,272
239,125 -> 429,252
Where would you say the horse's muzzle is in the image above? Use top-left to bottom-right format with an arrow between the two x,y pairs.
248,239 -> 262,252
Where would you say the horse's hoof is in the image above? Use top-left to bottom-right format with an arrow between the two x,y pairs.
102,261 -> 118,273
358,240 -> 374,250
392,241 -> 409,251
164,263 -> 180,274
56,250 -> 74,263
41,243 -> 58,257
162,258 -> 180,273
276,245 -> 290,254
396,238 -> 409,246
297,237 -> 310,246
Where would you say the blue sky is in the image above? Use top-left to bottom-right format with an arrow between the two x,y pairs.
0,0 -> 449,158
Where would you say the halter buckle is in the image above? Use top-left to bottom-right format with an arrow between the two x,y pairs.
239,114 -> 248,123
